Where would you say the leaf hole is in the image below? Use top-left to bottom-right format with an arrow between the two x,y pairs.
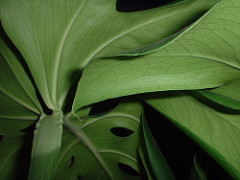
116,0 -> 175,12
0,135 -> 3,142
88,99 -> 119,116
118,163 -> 140,176
68,156 -> 75,168
110,127 -> 134,137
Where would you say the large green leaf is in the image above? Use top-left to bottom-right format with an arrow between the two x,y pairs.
145,91 -> 240,179
0,0 -> 218,109
73,0 -> 240,111
54,101 -> 142,180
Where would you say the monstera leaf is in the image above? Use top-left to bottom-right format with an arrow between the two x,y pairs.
0,0 -> 239,179
54,101 -> 142,180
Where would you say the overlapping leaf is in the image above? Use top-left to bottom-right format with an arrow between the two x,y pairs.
0,30 -> 41,119
0,0 -> 219,109
73,0 -> 240,111
0,135 -> 32,179
145,91 -> 240,179
54,101 -> 142,180
199,80 -> 240,110
140,113 -> 175,180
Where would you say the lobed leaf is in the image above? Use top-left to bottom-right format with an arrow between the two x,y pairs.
54,101 -> 142,180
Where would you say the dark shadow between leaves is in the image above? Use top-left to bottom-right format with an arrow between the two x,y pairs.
0,135 -> 3,142
20,123 -> 36,134
118,163 -> 140,176
88,98 -> 120,116
62,69 -> 82,113
142,99 -> 233,179
14,135 -> 33,180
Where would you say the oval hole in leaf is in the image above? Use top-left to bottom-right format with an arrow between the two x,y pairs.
116,0 -> 175,12
88,99 -> 119,116
110,127 -> 134,137
0,135 -> 3,142
68,156 -> 75,168
118,163 -> 140,176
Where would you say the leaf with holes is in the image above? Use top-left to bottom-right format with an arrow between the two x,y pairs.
0,0 -> 238,179
54,101 -> 142,180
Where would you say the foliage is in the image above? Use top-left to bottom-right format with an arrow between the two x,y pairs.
0,0 -> 239,179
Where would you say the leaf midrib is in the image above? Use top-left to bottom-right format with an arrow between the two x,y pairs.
81,113 -> 140,129
0,90 -> 39,114
63,118 -> 113,179
155,54 -> 240,70
80,7 -> 192,68
52,0 -> 87,107
58,5 -> 195,106
0,142 -> 22,173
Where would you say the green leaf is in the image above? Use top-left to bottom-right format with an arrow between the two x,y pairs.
0,118 -> 36,135
145,91 -> 240,179
0,30 -> 41,116
73,0 -> 240,111
54,101 -> 142,180
141,112 -> 175,180
199,80 -> 240,110
0,0 -> 218,109
138,146 -> 153,180
29,111 -> 63,180
0,135 -> 32,179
